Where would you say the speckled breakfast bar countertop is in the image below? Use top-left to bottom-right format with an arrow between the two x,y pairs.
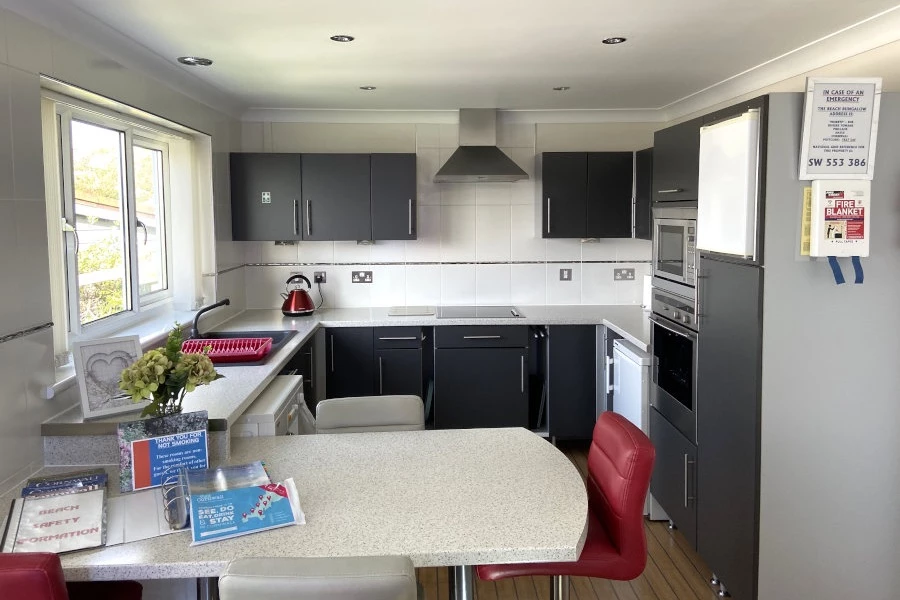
54,428 -> 587,580
43,305 -> 649,436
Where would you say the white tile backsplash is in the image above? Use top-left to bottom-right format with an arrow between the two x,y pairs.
440,205 -> 476,261
546,238 -> 583,262
475,183 -> 511,205
440,264 -> 476,305
9,68 -> 44,199
405,265 -> 441,306
297,241 -> 335,263
438,124 -> 459,148
329,265 -> 371,308
369,265 -> 406,307
546,263 -> 582,305
510,205 -> 545,262
334,241 -> 372,264
475,264 -> 511,305
581,240 -> 618,262
416,124 -> 440,149
0,65 -> 13,200
510,264 -> 547,306
582,263 -> 617,304
440,182 -> 476,206
369,240 -> 406,264
475,205 -> 511,262
405,205 -> 441,262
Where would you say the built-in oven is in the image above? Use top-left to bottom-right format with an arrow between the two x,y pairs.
650,287 -> 698,443
652,205 -> 697,289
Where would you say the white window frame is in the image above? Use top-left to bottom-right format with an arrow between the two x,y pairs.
47,94 -> 186,342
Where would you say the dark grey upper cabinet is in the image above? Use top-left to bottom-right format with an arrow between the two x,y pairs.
586,152 -> 634,238
230,153 -> 303,241
371,153 -> 416,241
325,327 -> 375,399
302,154 -> 372,241
541,152 -> 588,238
650,407 -> 698,548
634,148 -> 653,240
547,326 -> 596,440
696,256 -> 762,600
653,117 -> 702,203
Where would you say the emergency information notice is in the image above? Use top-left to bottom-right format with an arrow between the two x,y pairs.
800,77 -> 881,180
12,489 -> 105,553
823,192 -> 865,241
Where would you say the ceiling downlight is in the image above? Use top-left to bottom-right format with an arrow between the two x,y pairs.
359,86 -> 377,90
177,56 -> 213,66
552,86 -> 571,91
602,37 -> 627,45
330,35 -> 355,42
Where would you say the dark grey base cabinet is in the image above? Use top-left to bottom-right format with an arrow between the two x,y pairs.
650,407 -> 697,548
696,256 -> 762,600
547,326 -> 596,440
434,348 -> 528,429
433,326 -> 529,429
231,153 -> 303,241
325,327 -> 376,398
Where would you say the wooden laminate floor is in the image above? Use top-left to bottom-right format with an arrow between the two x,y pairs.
416,442 -> 719,600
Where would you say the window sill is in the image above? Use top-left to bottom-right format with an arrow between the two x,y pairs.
48,306 -> 201,399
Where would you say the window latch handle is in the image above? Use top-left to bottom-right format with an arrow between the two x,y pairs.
61,218 -> 79,254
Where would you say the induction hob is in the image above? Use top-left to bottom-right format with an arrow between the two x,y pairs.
436,305 -> 524,319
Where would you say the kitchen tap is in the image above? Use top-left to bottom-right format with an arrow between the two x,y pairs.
191,298 -> 231,339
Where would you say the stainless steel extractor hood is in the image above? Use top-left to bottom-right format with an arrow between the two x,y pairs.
433,109 -> 528,183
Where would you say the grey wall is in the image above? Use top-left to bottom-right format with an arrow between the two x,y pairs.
758,93 -> 900,600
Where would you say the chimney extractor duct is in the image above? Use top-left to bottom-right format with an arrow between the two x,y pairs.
433,109 -> 528,183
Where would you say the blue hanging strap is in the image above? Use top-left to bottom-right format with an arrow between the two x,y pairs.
828,256 -> 845,285
851,256 -> 864,284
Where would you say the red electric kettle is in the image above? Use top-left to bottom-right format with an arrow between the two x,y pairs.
281,274 -> 316,316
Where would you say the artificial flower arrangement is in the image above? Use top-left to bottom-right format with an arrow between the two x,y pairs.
119,325 -> 223,417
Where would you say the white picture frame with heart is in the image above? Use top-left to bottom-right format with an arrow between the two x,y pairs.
73,336 -> 147,420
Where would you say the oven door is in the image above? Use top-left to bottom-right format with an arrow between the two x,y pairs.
650,314 -> 698,443
653,219 -> 695,286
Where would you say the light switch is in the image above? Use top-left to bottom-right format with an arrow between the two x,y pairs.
560,268 -> 572,281
261,192 -> 271,204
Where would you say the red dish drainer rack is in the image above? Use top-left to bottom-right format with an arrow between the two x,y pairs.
180,337 -> 273,364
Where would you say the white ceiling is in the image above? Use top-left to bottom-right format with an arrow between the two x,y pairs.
11,0 -> 900,114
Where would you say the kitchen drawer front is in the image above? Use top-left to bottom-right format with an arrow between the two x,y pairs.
435,326 -> 528,349
374,327 -> 423,349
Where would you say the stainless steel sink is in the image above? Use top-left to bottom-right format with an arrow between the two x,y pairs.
187,330 -> 298,366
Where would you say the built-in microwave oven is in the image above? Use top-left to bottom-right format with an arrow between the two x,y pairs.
652,205 -> 697,288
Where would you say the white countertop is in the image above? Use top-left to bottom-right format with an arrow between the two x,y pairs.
43,305 -> 649,435
54,428 -> 587,580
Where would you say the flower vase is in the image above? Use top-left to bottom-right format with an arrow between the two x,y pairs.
146,388 -> 183,418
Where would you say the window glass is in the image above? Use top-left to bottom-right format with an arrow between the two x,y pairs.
70,120 -> 130,325
134,145 -> 167,296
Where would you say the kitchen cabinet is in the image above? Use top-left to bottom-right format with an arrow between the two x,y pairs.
325,327 -> 424,400
230,153 -> 303,241
696,256 -> 762,600
374,326 -> 424,397
650,406 -> 697,548
371,153 -> 416,240
586,152 -> 635,238
434,326 -> 529,429
634,148 -> 653,240
653,117 -> 702,203
325,327 -> 376,398
282,339 -> 318,413
546,326 -> 596,440
541,152 -> 588,238
301,154 -> 372,241
541,152 -> 635,239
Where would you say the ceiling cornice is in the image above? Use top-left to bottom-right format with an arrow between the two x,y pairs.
0,0 -> 245,119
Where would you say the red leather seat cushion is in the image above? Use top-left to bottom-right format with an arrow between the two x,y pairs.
67,581 -> 143,600
0,552 -> 69,600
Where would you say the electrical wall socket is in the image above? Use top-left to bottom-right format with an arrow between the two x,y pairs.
560,268 -> 573,281
614,268 -> 636,281
352,271 -> 373,284
314,271 -> 326,284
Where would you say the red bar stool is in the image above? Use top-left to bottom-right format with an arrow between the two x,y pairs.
0,552 -> 142,600
477,412 -> 655,600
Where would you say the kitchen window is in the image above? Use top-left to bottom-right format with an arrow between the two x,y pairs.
57,109 -> 173,330
41,87 -> 213,363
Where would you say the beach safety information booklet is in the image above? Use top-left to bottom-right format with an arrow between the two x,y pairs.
10,489 -> 106,553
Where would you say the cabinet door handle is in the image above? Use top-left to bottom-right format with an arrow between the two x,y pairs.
378,336 -> 417,341
520,355 -> 525,393
293,199 -> 299,236
379,356 -> 384,395
307,351 -> 314,388
683,454 -> 696,507
463,335 -> 502,340
606,355 -> 614,394
330,334 -> 334,373
306,200 -> 312,236
658,188 -> 685,194
408,199 -> 413,236
546,197 -> 551,233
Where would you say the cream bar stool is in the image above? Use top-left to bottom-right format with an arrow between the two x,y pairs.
315,395 -> 425,434
218,556 -> 419,600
